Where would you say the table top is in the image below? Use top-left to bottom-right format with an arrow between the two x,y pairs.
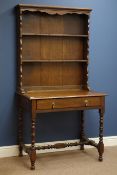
20,89 -> 107,100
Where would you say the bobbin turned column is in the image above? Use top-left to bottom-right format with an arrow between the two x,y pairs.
29,100 -> 36,170
80,110 -> 85,150
18,96 -> 23,157
98,108 -> 104,161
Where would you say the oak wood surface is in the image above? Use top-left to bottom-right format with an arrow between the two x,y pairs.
16,4 -> 106,170
22,89 -> 106,100
36,96 -> 102,110
18,4 -> 92,12
17,5 -> 90,92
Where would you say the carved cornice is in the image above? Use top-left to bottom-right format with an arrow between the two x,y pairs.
17,4 -> 92,15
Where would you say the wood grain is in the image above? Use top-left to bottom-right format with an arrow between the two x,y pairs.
36,96 -> 102,110
16,4 -> 106,170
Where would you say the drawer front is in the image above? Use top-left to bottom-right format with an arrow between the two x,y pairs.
37,97 -> 102,110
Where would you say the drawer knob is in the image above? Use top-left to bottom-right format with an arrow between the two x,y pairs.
84,99 -> 88,107
52,102 -> 55,109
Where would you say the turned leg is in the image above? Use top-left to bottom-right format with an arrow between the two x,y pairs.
98,109 -> 104,161
80,110 -> 85,150
18,105 -> 23,157
30,113 -> 36,170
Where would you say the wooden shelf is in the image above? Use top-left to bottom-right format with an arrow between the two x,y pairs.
22,33 -> 88,38
22,59 -> 88,63
19,6 -> 89,89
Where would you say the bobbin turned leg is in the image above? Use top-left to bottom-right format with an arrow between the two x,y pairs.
80,110 -> 85,150
30,118 -> 36,170
98,109 -> 104,161
18,98 -> 23,157
30,101 -> 36,170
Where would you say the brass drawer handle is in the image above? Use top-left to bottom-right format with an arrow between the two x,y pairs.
52,102 -> 55,109
84,99 -> 88,107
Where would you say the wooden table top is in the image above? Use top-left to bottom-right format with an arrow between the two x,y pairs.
21,89 -> 106,100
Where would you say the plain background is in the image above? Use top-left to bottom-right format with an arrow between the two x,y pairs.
0,0 -> 117,146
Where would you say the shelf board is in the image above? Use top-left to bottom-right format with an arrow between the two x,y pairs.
22,59 -> 88,63
22,33 -> 88,38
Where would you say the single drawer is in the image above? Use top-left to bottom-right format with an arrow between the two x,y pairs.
36,97 -> 102,110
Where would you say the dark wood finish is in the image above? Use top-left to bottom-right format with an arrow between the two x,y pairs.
98,108 -> 104,161
36,96 -> 102,110
29,100 -> 36,170
18,96 -> 23,157
16,4 -> 106,170
80,110 -> 85,150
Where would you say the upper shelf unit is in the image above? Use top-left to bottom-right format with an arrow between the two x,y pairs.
17,5 -> 91,90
